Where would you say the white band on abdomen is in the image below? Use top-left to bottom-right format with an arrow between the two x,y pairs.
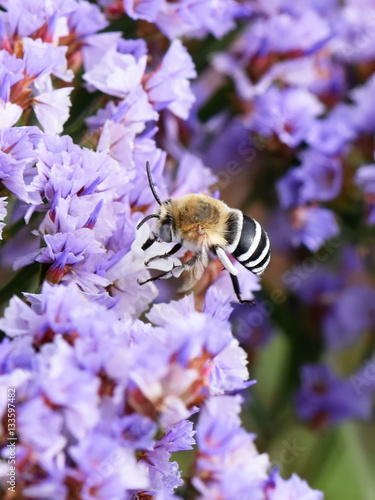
245,237 -> 270,267
237,219 -> 262,262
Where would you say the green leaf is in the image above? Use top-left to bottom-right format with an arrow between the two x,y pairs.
314,423 -> 375,500
0,263 -> 40,311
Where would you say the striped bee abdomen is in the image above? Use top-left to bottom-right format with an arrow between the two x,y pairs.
232,214 -> 271,275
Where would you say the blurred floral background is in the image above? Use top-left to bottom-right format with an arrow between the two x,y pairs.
0,1 -> 375,499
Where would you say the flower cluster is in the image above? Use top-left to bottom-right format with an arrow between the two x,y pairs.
100,0 -> 243,40
199,1 -> 375,250
0,283 -> 248,497
1,0 -> 375,499
189,0 -> 375,434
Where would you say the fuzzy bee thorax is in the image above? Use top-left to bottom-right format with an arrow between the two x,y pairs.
160,194 -> 230,248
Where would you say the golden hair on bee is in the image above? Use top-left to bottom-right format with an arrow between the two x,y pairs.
158,194 -> 231,251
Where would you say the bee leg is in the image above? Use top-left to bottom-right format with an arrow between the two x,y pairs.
145,243 -> 182,266
139,252 -> 201,287
214,247 -> 254,305
229,273 -> 255,306
215,247 -> 238,275
139,252 -> 203,287
138,264 -> 184,285
142,236 -> 158,251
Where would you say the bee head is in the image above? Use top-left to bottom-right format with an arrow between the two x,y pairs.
158,202 -> 174,243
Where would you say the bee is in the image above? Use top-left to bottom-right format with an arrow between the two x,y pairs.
137,162 -> 271,303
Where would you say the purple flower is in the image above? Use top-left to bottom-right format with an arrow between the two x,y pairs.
153,3 -> 202,40
184,0 -> 241,39
0,0 -> 77,39
277,150 -> 342,208
290,266 -> 342,305
80,32 -> 122,72
0,37 -> 75,133
355,164 -> 375,224
2,131 -> 141,298
22,37 -> 73,81
0,279 -> 236,499
265,470 -> 324,500
158,419 -> 195,453
306,105 -> 355,155
21,477 -> 67,500
141,447 -> 183,493
0,294 -> 43,339
83,47 -> 147,97
40,230 -> 103,265
0,126 -> 42,204
67,0 -> 108,37
155,0 -> 241,40
262,9 -> 331,55
193,395 -> 270,499
126,293 -> 253,427
0,50 -> 24,120
323,285 -> 375,351
95,120 -> 136,170
333,3 -> 375,63
127,312 -> 233,425
211,21 -> 338,101
115,413 -> 158,451
0,281 -> 112,346
145,39 -> 196,119
147,294 -> 196,327
0,100 -> 22,128
203,286 -> 233,322
0,47 -> 30,88
230,299 -> 274,351
196,395 -> 247,455
210,336 -> 253,393
277,170 -> 305,210
34,134 -> 129,212
32,87 -> 73,135
68,433 -> 149,497
0,368 -> 32,426
87,84 -> 158,132
163,310 -> 233,362
0,336 -> 35,373
74,321 -> 132,379
295,364 -> 373,428
171,152 -> 217,197
17,396 -> 66,468
37,341 -> 101,439
191,116 -> 249,171
248,87 -> 324,148
123,0 -> 164,22
290,206 -> 339,251
118,37 -> 148,59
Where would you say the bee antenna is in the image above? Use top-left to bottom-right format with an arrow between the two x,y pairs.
137,213 -> 160,230
146,161 -> 162,206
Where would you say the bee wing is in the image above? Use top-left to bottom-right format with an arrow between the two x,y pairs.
178,250 -> 208,293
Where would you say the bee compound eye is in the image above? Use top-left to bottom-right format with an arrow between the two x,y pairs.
159,223 -> 172,243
